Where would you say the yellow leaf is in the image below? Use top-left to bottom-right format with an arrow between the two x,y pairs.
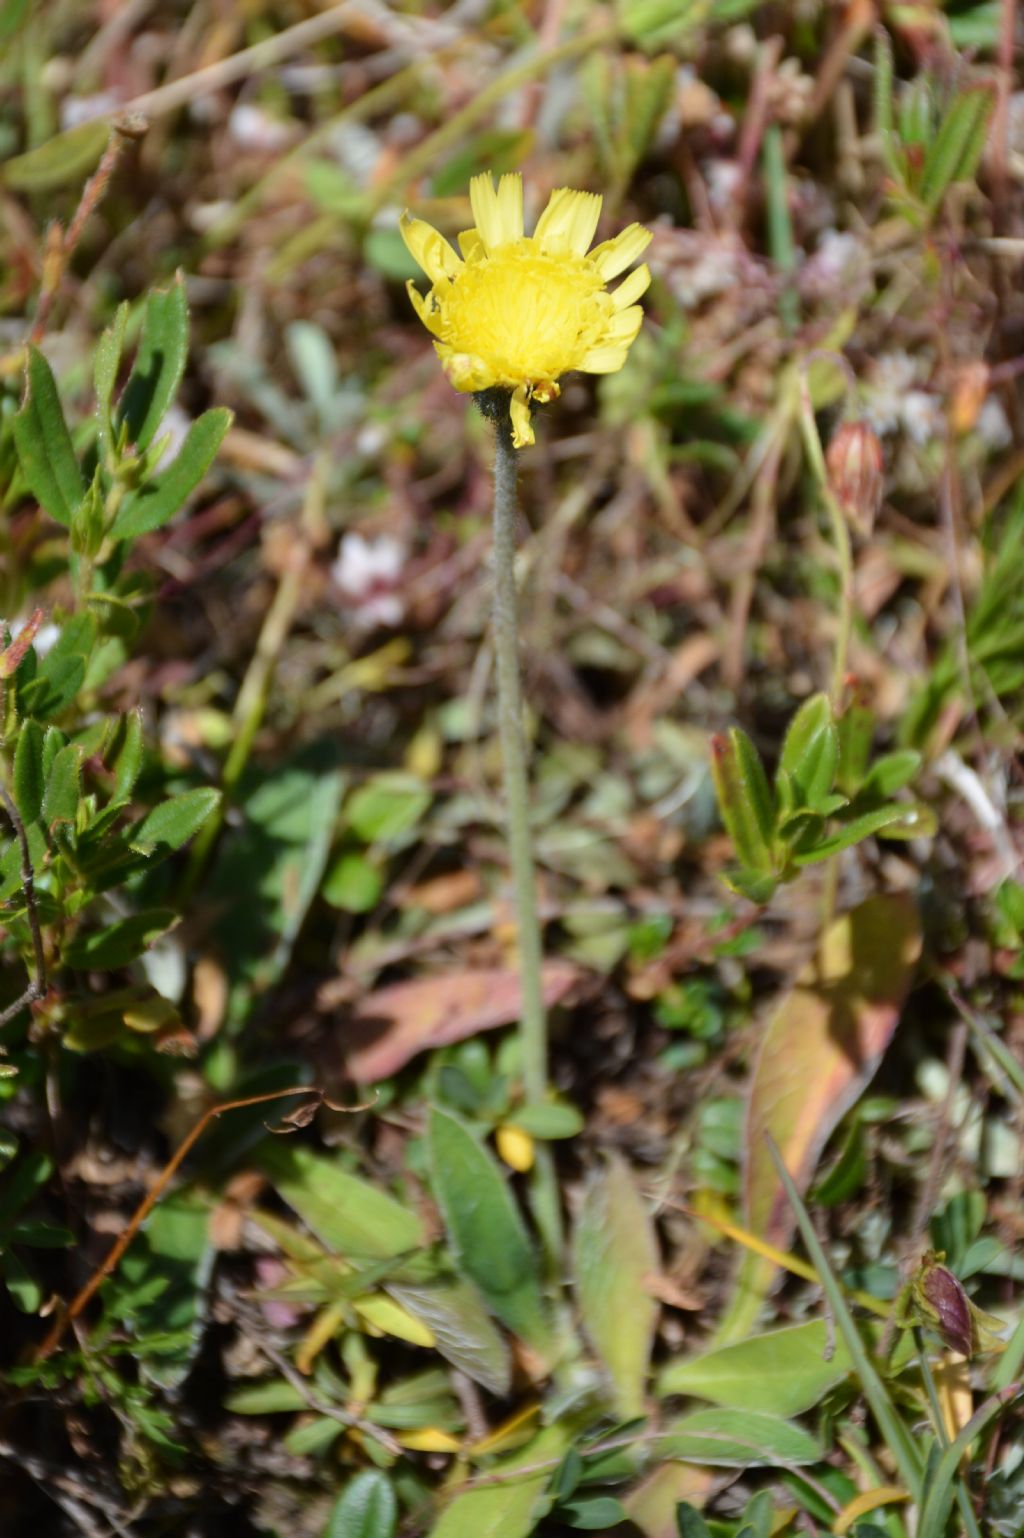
397,1427 -> 462,1453
834,1486 -> 908,1534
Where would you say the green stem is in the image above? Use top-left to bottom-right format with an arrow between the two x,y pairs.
799,385 -> 853,947
798,387 -> 853,708
490,413 -> 562,1264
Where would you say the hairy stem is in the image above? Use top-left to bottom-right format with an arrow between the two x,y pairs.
490,414 -> 562,1263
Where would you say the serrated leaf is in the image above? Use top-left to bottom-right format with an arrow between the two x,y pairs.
128,787 -> 220,855
427,1107 -> 551,1356
777,693 -> 838,811
63,908 -> 176,970
94,302 -> 129,457
921,86 -> 995,214
13,719 -> 44,824
574,1155 -> 659,1417
115,276 -> 189,454
0,118 -> 108,191
13,347 -> 84,527
710,727 -> 776,873
110,407 -> 232,540
326,1471 -> 397,1538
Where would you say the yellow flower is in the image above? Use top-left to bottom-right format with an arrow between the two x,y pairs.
400,172 -> 651,448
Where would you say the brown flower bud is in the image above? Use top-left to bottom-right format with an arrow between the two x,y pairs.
919,1261 -> 973,1356
950,361 -> 989,436
826,420 -> 884,538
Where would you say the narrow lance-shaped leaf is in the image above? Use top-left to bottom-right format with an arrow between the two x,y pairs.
94,301 -> 129,457
777,693 -> 838,811
710,727 -> 776,874
427,1107 -> 552,1357
921,86 -> 995,215
110,407 -> 232,540
13,347 -> 85,527
116,275 -> 190,453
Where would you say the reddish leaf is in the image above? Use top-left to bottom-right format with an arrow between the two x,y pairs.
344,962 -> 579,1081
717,894 -> 921,1341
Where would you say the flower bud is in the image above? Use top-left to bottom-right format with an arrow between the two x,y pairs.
826,420 -> 884,538
918,1259 -> 973,1356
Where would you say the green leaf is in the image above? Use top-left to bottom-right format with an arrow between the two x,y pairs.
326,1472 -> 397,1538
428,1423 -> 571,1538
427,1107 -> 551,1355
792,803 -> 923,863
225,1380 -> 306,1415
116,276 -> 189,454
12,347 -> 84,527
710,727 -> 775,874
128,787 -> 220,855
557,1495 -> 627,1530
111,709 -> 145,805
261,1142 -> 424,1260
656,1321 -> 852,1416
0,119 -> 108,191
41,743 -> 81,832
508,1102 -> 584,1140
921,86 -> 995,215
4,1249 -> 43,1312
860,749 -> 920,799
63,909 -> 176,970
20,614 -> 96,721
777,693 -> 838,811
347,774 -> 432,844
573,1154 -> 659,1417
13,719 -> 44,824
94,302 -> 130,458
656,1409 -> 821,1467
110,407 -> 232,540
387,1275 -> 511,1396
767,1141 -> 924,1500
676,1504 -> 712,1538
322,850 -> 382,913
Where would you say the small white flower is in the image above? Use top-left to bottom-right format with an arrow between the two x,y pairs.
864,352 -> 920,435
332,533 -> 407,628
8,616 -> 59,656
902,390 -> 943,445
153,404 -> 192,470
977,396 -> 1012,450
228,103 -> 292,153
703,158 -> 742,213
60,92 -> 121,130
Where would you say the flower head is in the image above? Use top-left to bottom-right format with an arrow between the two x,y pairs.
400,172 -> 651,448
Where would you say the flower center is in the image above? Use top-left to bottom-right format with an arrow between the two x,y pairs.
437,240 -> 611,384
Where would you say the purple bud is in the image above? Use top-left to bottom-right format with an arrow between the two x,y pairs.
921,1264 -> 973,1356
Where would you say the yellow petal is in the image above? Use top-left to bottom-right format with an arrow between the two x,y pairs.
589,222 -> 652,280
602,305 -> 645,344
534,187 -> 602,255
399,212 -> 461,284
611,262 -> 651,310
458,227 -> 485,261
495,172 -> 524,243
509,387 -> 535,447
469,172 -> 506,251
406,280 -> 443,337
496,1124 -> 535,1172
576,345 -> 629,373
439,347 -> 494,393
